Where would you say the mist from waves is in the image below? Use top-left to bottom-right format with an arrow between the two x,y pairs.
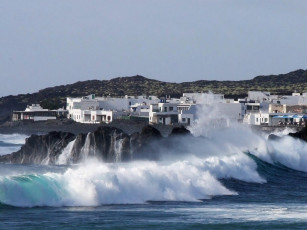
1,121 -> 306,207
1,94 -> 307,207
0,133 -> 28,156
187,93 -> 307,173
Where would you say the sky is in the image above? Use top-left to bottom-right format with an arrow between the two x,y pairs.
0,0 -> 307,97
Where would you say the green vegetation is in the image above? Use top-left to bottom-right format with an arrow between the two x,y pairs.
0,69 -> 307,123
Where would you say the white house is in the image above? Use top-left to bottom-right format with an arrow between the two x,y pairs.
149,100 -> 180,125
67,94 -> 160,123
12,104 -> 67,122
178,104 -> 198,125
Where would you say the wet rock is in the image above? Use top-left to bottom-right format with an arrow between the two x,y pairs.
0,131 -> 75,164
169,126 -> 191,136
289,126 -> 307,142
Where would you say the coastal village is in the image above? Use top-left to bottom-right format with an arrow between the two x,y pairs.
12,91 -> 307,127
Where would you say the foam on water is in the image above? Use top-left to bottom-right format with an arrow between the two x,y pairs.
1,94 -> 307,207
0,160 -> 235,207
169,204 -> 307,222
188,94 -> 307,173
267,136 -> 307,172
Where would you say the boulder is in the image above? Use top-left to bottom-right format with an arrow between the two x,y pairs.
0,131 -> 75,164
289,126 -> 307,142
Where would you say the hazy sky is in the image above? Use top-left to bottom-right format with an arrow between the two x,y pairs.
0,0 -> 307,97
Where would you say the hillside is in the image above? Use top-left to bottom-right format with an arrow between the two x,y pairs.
0,69 -> 307,123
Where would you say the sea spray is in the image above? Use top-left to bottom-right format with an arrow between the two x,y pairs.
80,133 -> 92,160
185,92 -> 307,172
114,138 -> 124,162
188,93 -> 232,137
57,140 -> 76,165
266,136 -> 307,172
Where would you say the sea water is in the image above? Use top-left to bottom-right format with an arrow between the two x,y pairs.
0,127 -> 307,229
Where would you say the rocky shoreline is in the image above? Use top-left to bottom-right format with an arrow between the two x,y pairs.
1,118 -> 307,165
0,125 -> 191,164
0,119 -> 179,137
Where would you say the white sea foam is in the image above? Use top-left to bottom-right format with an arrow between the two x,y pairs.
56,140 -> 76,165
187,94 -> 307,172
267,136 -> 307,172
170,204 -> 307,222
1,94 -> 307,207
0,160 -> 236,207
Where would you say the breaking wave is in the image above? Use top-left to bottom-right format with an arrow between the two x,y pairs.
1,97 -> 307,207
1,123 -> 307,207
0,160 -> 236,207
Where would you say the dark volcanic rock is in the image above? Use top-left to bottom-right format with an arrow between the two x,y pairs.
289,126 -> 307,142
169,126 -> 191,136
139,125 -> 162,141
70,126 -> 130,162
0,131 -> 75,164
130,125 -> 163,160
0,124 -> 192,165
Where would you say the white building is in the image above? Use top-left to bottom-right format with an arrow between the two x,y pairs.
178,104 -> 198,125
149,100 -> 179,125
12,104 -> 67,122
243,91 -> 307,126
67,94 -> 159,123
149,93 -> 242,125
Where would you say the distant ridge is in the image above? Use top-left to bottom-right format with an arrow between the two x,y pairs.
0,69 -> 306,123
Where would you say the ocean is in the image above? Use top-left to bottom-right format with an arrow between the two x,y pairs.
0,125 -> 306,229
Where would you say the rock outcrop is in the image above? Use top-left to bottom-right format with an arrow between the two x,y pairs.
0,131 -> 75,164
69,126 -> 131,162
169,126 -> 191,136
0,125 -> 188,165
288,126 -> 307,142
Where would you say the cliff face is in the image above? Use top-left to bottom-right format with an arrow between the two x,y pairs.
0,125 -> 189,165
288,126 -> 307,142
0,131 -> 75,164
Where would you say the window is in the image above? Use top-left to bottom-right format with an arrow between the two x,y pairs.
253,106 -> 260,111
164,107 -> 167,112
182,118 -> 186,122
169,107 -> 173,111
256,118 -> 258,122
